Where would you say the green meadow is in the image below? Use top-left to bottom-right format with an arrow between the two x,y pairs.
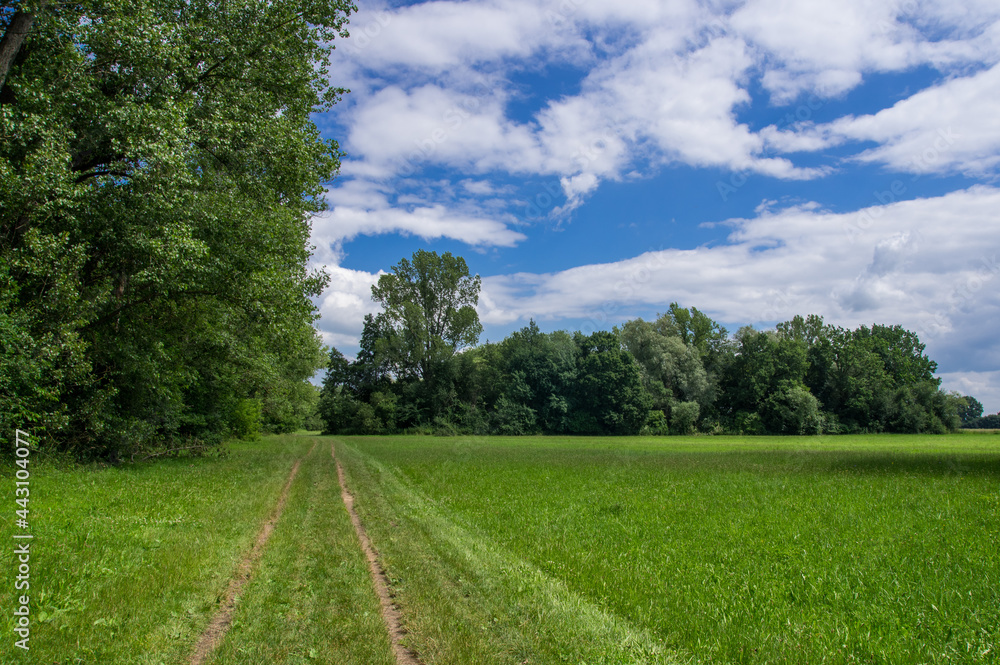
336,433 -> 1000,664
1,432 -> 998,663
0,436 -> 392,665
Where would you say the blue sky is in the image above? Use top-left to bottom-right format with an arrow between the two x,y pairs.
309,0 -> 1000,413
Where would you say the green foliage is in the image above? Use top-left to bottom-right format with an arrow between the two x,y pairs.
717,317 -> 959,436
642,410 -> 670,436
318,388 -> 353,435
230,398 -> 263,440
720,327 -> 810,425
619,318 -> 710,414
957,395 -> 985,425
368,391 -> 398,433
669,400 -> 701,435
965,413 -> 1000,429
490,395 -> 538,436
487,321 -> 578,432
370,250 -> 482,382
574,331 -> 651,435
1,0 -> 351,458
889,381 -> 961,434
734,410 -> 766,435
761,383 -> 823,435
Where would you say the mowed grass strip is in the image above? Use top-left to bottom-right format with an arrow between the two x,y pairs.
206,441 -> 395,665
335,438 -> 681,665
338,434 -> 1000,665
0,435 -> 311,664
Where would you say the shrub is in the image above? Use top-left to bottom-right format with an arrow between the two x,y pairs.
642,410 -> 670,436
965,413 -> 1000,429
350,402 -> 382,434
230,399 -> 262,440
734,411 -> 765,435
670,401 -> 701,435
369,391 -> 398,433
890,381 -> 960,433
769,384 -> 823,435
490,396 -> 538,436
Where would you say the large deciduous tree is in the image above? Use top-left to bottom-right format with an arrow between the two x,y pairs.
574,331 -> 650,435
957,396 -> 984,426
370,249 -> 483,382
1,0 -> 353,457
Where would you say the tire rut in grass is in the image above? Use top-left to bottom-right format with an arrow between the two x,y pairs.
333,442 -> 423,665
188,440 -> 318,665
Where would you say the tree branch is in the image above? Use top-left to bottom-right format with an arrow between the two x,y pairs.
83,288 -> 223,332
0,2 -> 47,93
74,169 -> 129,184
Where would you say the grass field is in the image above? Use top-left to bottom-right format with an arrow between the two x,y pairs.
336,433 -> 1000,664
2,432 -> 998,663
0,435 -> 393,665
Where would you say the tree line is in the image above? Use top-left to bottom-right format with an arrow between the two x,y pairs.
1,1 -> 353,459
320,250 -> 984,437
957,396 -> 1000,429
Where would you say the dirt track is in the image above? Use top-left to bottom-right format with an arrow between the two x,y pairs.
334,442 -> 423,665
188,440 -> 317,665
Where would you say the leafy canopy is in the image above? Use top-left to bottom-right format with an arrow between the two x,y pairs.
370,249 -> 483,381
1,0 -> 354,456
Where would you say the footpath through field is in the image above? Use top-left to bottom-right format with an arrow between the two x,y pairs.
334,442 -> 423,665
190,437 -> 396,665
188,440 -> 317,664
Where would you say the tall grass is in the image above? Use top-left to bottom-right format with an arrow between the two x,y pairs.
339,434 -> 1000,664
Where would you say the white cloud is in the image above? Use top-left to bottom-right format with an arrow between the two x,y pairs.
327,0 -> 1000,219
314,265 -> 383,351
344,84 -> 542,175
838,64 -> 1000,175
730,0 -> 922,101
338,0 -> 583,72
763,62 -> 1000,175
939,371 -> 1000,415
478,186 -> 1000,379
731,0 -> 1000,102
311,170 -> 527,257
314,201 -> 525,252
329,1 -> 847,221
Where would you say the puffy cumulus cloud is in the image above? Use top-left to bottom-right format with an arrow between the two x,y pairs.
310,169 -> 526,258
939,371 -> 1000,415
907,0 -> 1000,46
731,0 -> 1000,102
327,0 -> 852,224
479,186 -> 1000,379
536,36 -> 825,181
314,265 -> 382,352
836,63 -> 1000,175
730,0 -> 921,101
335,0 -> 587,73
763,63 -> 1000,175
345,84 -> 543,175
325,0 -> 1000,225
313,200 -> 525,255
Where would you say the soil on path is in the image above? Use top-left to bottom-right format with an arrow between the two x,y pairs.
333,442 -> 423,665
188,440 -> 318,665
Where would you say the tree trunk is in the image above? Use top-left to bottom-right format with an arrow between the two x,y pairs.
0,3 -> 46,92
